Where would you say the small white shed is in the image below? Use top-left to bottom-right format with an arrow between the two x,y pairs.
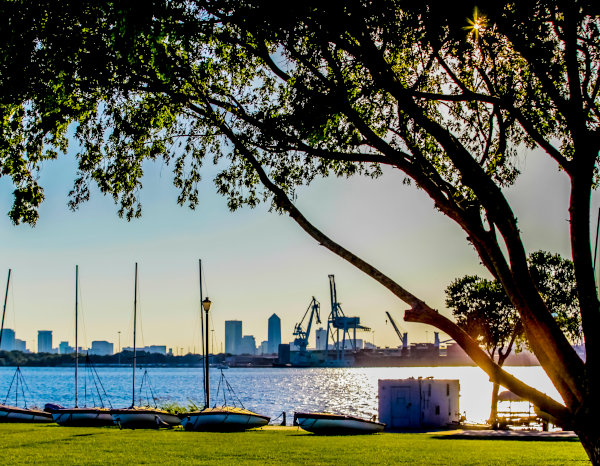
378,378 -> 460,430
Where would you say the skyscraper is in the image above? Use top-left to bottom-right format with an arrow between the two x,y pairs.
38,330 -> 53,353
225,320 -> 242,354
267,314 -> 281,354
239,335 -> 256,355
14,339 -> 27,352
0,328 -> 15,351
259,340 -> 269,355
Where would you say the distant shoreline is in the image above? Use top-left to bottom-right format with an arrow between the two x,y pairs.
0,348 -> 542,368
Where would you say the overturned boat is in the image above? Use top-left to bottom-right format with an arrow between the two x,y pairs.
294,412 -> 385,434
45,404 -> 114,427
110,369 -> 181,429
111,406 -> 180,429
180,406 -> 270,431
0,404 -> 53,423
0,363 -> 53,424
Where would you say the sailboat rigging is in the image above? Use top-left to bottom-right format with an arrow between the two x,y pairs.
45,265 -> 114,426
179,260 -> 270,431
110,263 -> 180,429
0,269 -> 52,423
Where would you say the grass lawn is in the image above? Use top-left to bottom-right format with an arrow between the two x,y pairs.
0,424 -> 589,465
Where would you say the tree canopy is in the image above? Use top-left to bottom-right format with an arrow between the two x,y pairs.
446,276 -> 523,360
446,274 -> 523,425
447,251 -> 581,355
1,1 -> 600,461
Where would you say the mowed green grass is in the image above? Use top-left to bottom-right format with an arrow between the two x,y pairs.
0,424 -> 589,465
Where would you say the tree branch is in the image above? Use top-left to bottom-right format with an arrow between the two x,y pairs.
410,90 -> 498,104
404,304 -> 571,424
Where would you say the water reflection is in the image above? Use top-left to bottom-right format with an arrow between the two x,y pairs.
0,366 -> 560,423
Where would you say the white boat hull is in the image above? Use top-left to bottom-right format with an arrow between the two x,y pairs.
294,412 -> 385,434
0,404 -> 53,423
51,408 -> 114,427
111,408 -> 181,429
180,408 -> 270,431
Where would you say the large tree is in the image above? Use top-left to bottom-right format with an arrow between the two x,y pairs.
1,0 -> 600,461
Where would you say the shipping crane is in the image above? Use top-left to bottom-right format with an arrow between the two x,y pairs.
327,275 -> 370,362
434,332 -> 454,348
293,297 -> 321,354
385,311 -> 408,349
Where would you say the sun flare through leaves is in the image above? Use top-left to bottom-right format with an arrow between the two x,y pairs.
464,7 -> 487,40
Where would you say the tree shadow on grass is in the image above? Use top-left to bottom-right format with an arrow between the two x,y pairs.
432,433 -> 580,442
308,434 -> 373,437
15,431 -> 108,448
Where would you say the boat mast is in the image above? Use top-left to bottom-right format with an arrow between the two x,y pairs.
199,259 -> 206,408
0,269 -> 11,350
132,262 -> 138,408
204,295 -> 210,409
75,265 -> 79,408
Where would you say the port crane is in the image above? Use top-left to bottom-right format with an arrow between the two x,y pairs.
327,275 -> 370,362
293,297 -> 321,353
434,332 -> 454,347
385,311 -> 408,349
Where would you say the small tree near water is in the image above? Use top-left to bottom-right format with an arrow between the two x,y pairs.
446,251 -> 580,426
446,275 -> 524,425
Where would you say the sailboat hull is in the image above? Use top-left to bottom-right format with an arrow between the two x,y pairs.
49,408 -> 114,427
294,412 -> 385,434
111,408 -> 181,429
0,404 -> 53,423
180,407 -> 270,431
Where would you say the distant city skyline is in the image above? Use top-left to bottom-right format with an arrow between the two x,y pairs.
0,142 -> 594,352
3,297 -> 413,357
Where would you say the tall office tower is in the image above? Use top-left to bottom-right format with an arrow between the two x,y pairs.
259,341 -> 269,355
0,328 -> 15,351
38,330 -> 53,353
14,339 -> 27,352
267,313 -> 281,354
315,327 -> 327,351
239,335 -> 256,355
90,340 -> 114,356
224,320 -> 242,354
58,341 -> 74,354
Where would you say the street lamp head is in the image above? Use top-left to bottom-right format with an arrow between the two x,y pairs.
202,297 -> 212,312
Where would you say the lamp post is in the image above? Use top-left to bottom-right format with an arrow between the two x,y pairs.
202,296 -> 212,408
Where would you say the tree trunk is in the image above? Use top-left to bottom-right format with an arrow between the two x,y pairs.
489,382 -> 500,428
576,429 -> 600,466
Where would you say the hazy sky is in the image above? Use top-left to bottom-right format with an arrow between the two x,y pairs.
0,140 -> 596,353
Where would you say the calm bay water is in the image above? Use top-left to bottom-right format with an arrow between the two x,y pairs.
0,366 -> 560,424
